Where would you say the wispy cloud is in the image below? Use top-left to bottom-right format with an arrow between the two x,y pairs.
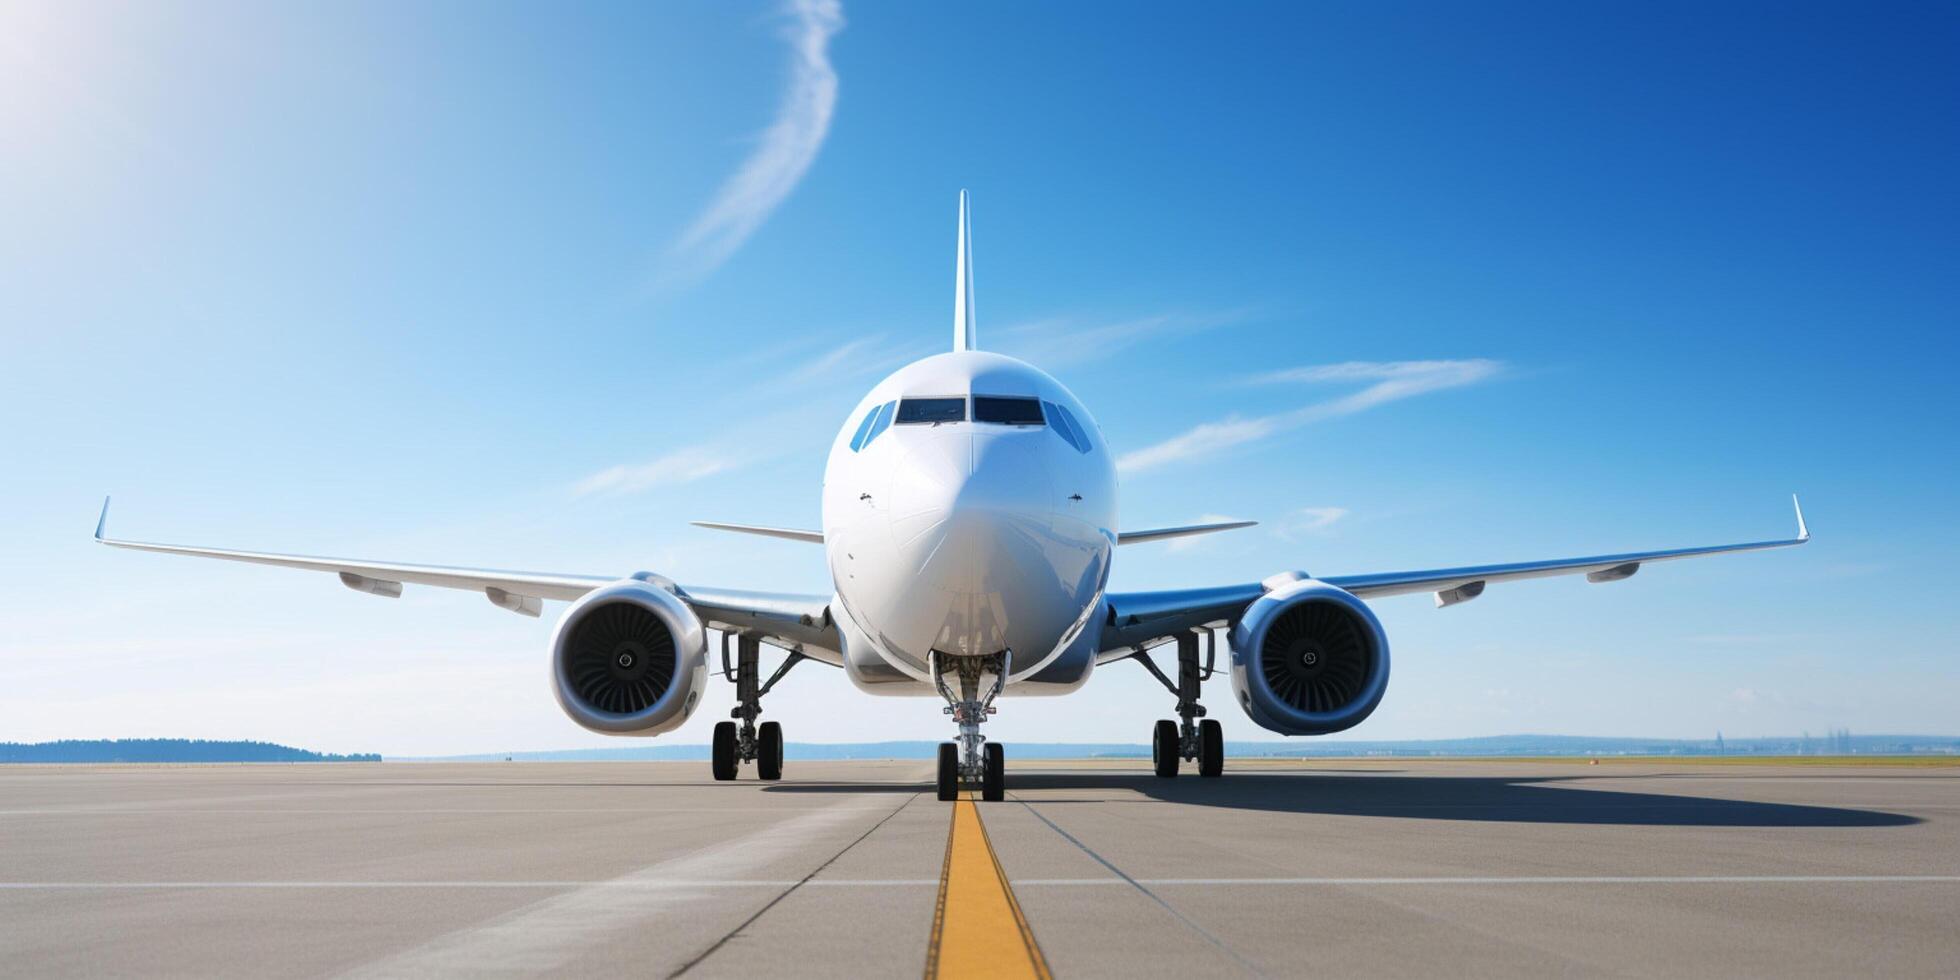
1275,506 -> 1350,540
659,0 -> 844,287
575,326 -> 916,499
991,309 -> 1252,368
1685,632 -> 1806,646
1117,358 -> 1503,474
572,447 -> 741,497
1115,417 -> 1283,474
1248,360 -> 1491,386
1248,359 -> 1506,410
787,333 -> 933,383
791,335 -> 881,380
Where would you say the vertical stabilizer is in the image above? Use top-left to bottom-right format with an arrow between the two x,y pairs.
953,190 -> 976,352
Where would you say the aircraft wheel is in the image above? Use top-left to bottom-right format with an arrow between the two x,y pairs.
982,742 -> 1005,801
757,721 -> 783,781
936,743 -> 960,801
1152,719 -> 1179,778
1199,718 -> 1224,778
711,721 -> 738,781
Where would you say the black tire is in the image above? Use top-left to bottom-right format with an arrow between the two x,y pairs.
982,742 -> 1005,802
1153,719 -> 1179,778
757,721 -> 783,781
711,721 -> 738,781
1199,718 -> 1224,778
936,743 -> 960,801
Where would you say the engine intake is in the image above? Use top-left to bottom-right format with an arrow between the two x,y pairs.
550,578 -> 708,735
1229,579 -> 1390,735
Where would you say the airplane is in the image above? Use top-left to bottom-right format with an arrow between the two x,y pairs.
95,191 -> 1810,802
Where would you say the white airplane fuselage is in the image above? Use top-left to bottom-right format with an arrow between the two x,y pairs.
821,350 -> 1116,694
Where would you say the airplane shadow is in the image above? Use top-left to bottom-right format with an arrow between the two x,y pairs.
765,771 -> 1919,828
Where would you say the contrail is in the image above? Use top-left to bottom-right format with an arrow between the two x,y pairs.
662,0 -> 844,287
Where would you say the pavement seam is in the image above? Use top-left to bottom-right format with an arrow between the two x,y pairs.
667,790 -> 920,979
1011,795 -> 1266,978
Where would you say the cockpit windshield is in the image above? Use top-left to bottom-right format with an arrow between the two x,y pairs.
973,396 -> 1044,425
896,398 -> 966,424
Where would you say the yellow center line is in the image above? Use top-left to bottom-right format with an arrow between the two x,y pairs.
924,792 -> 1052,979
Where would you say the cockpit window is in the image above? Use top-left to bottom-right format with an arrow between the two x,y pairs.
896,397 -> 966,424
860,400 -> 895,448
973,396 -> 1044,425
848,404 -> 882,451
1045,401 -> 1093,453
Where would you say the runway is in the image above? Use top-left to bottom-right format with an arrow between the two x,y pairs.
1,759 -> 1955,977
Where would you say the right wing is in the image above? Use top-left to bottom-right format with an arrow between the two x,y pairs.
1100,497 -> 1809,654
93,499 -> 836,651
1320,506 -> 1808,601
1117,520 -> 1257,545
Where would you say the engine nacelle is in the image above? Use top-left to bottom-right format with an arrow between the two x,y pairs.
550,577 -> 709,736
1228,578 -> 1390,735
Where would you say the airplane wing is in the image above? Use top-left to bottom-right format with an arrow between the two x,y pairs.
1099,496 -> 1809,654
1117,520 -> 1257,545
690,521 -> 825,544
92,499 -> 837,651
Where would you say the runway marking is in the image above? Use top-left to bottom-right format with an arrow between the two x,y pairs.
6,874 -> 1956,891
1017,875 -> 1960,887
0,880 -> 940,890
0,806 -> 902,816
925,793 -> 1050,980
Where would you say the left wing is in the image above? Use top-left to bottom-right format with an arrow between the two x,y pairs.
1101,496 -> 1809,653
691,521 -> 825,544
93,499 -> 836,650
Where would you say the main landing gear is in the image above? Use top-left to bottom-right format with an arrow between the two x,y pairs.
1133,630 -> 1224,779
932,651 -> 1007,802
711,631 -> 807,782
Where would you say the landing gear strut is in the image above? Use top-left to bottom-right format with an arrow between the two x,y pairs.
1134,630 -> 1224,778
932,651 -> 1007,802
712,631 -> 804,781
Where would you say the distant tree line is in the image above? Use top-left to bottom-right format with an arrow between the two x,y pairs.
0,739 -> 381,763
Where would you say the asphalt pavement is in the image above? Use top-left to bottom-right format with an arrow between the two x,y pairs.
2,758 -> 1954,977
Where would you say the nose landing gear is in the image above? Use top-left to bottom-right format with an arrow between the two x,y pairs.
1134,630 -> 1225,779
932,651 -> 1007,801
711,631 -> 805,782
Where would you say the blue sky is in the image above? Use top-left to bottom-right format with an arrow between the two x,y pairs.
2,0 -> 1954,755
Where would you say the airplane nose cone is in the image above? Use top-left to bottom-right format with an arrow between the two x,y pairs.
891,434 -> 1057,591
881,432 -> 1097,663
889,433 -> 981,549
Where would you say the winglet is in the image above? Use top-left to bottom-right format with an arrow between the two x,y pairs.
1793,493 -> 1809,542
953,189 -> 976,352
95,496 -> 111,541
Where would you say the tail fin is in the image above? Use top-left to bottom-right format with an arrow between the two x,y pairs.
953,189 -> 976,352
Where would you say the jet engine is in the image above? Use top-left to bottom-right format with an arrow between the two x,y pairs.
549,577 -> 709,736
1228,577 -> 1390,735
